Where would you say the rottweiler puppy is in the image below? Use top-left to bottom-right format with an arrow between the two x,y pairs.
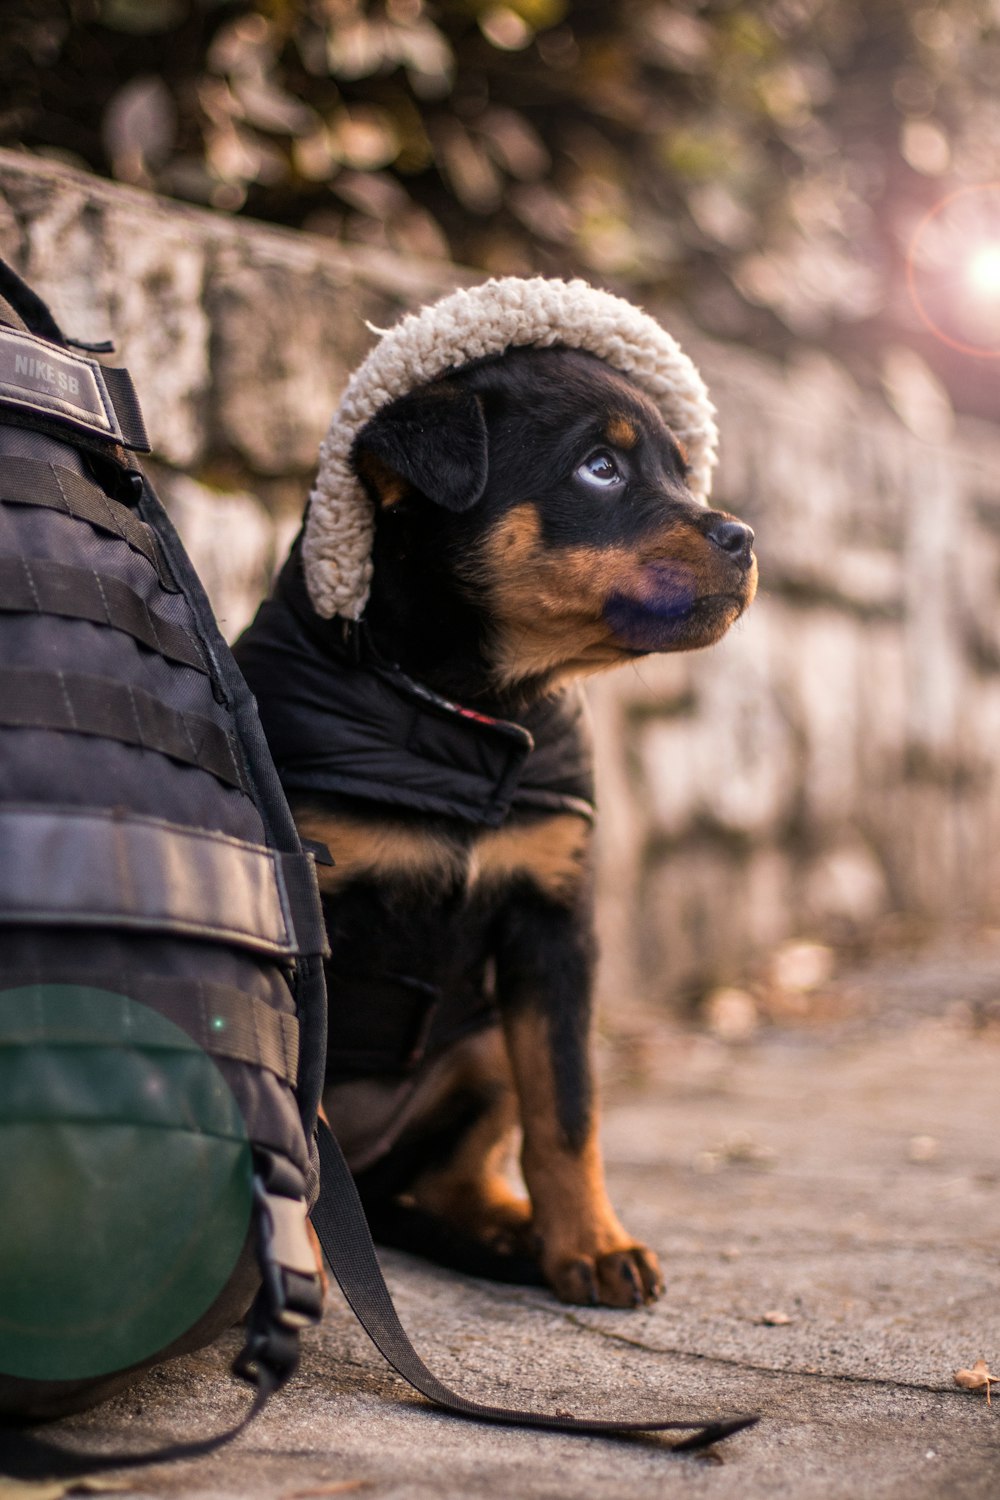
238,345 -> 756,1308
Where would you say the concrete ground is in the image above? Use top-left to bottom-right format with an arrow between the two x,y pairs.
2,944 -> 999,1499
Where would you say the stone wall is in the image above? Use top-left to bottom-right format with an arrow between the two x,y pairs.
4,150 -> 1000,1016
589,355 -> 1000,1013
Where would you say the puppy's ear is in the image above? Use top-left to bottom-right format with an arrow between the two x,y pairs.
351,383 -> 488,512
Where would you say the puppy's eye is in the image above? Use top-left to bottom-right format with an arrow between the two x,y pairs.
577,450 -> 624,488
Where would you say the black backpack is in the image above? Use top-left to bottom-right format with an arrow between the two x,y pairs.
0,258 -> 751,1473
0,255 -> 329,1438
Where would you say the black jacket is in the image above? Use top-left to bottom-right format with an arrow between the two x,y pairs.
235,548 -> 597,1084
235,548 -> 597,830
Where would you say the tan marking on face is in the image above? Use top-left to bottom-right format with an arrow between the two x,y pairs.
604,413 -> 639,449
463,505 -> 634,684
473,814 -> 590,904
486,501 -> 543,564
466,503 -> 750,690
294,807 -> 465,891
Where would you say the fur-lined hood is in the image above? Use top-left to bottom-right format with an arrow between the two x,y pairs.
302,276 -> 718,621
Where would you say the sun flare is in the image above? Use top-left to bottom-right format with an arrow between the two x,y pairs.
967,244 -> 1000,297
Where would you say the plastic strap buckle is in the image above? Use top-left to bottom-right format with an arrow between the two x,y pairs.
233,1173 -> 324,1391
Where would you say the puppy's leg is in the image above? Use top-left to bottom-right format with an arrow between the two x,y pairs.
496,891 -> 664,1308
406,1027 -> 533,1257
340,1028 -> 539,1278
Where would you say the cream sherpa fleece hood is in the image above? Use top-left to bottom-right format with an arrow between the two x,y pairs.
302,276 -> 718,621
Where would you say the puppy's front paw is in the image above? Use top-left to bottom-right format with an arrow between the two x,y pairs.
546,1242 -> 664,1308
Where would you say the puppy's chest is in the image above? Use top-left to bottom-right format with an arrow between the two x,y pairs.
298,807 -> 590,908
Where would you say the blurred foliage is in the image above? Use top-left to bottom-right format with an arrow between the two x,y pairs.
2,0 -> 1000,414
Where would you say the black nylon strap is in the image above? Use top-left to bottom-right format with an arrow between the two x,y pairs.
0,458 -> 176,589
313,1122 -> 756,1449
204,987 -> 298,1082
275,849 -> 334,963
0,1371 -> 278,1479
0,667 -> 250,792
0,555 -> 209,675
0,262 -> 59,339
0,806 -> 327,960
100,363 -> 151,451
0,969 -> 300,1085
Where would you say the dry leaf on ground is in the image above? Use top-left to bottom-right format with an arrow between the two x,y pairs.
282,1482 -> 370,1498
0,1479 -> 132,1500
954,1358 -> 998,1404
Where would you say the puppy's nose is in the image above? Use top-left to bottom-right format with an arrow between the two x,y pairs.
706,519 -> 755,568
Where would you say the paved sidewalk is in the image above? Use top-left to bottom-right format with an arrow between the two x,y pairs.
4,948 -> 999,1498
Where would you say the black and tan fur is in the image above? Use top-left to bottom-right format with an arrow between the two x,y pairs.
279,347 -> 756,1307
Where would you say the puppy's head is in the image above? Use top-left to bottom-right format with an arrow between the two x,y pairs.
353,346 -> 756,694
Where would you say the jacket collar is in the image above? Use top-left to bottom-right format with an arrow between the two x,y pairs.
234,548 -> 595,829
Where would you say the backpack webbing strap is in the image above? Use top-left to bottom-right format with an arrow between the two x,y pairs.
0,459 -> 176,590
0,668 -> 250,793
312,1121 -> 757,1449
0,555 -> 209,675
0,807 -> 329,959
0,971 -> 301,1086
